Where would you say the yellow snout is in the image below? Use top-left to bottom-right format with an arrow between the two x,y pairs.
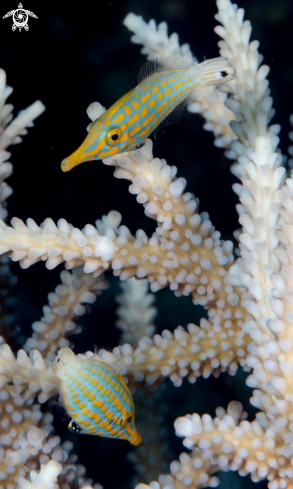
129,429 -> 142,446
61,121 -> 106,172
61,148 -> 83,172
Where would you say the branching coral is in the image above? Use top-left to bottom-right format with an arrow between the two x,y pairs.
0,0 -> 292,488
0,78 -> 105,485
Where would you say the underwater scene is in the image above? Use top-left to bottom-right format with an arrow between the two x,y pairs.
0,0 -> 293,488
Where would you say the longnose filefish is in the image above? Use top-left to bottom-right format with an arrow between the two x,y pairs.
52,347 -> 142,445
61,56 -> 234,172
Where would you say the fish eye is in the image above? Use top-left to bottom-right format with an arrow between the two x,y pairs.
68,420 -> 82,433
119,412 -> 133,428
107,127 -> 122,146
124,414 -> 132,425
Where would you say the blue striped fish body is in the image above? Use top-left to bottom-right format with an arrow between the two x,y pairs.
52,348 -> 142,445
61,56 -> 234,172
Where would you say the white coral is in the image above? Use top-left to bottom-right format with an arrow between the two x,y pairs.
16,460 -> 61,489
0,69 -> 45,220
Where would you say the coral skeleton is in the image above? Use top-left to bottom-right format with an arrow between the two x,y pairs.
0,0 -> 292,488
115,278 -> 156,345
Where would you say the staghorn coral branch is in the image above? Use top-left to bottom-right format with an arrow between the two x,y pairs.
0,137 -> 253,385
0,384 -> 91,489
0,213 -> 119,272
101,140 -> 238,305
208,0 -> 293,441
174,403 -> 289,487
134,402 -> 276,489
115,278 -> 157,346
0,344 -> 58,403
111,319 -> 249,387
188,88 -> 236,154
24,268 -> 109,363
135,452 -> 219,489
123,14 -> 194,62
0,64 -> 100,489
16,460 -> 62,489
0,139 -> 252,375
0,69 -> 45,220
241,174 -> 293,421
0,141 -> 241,311
215,0 -> 285,331
120,2 -> 293,489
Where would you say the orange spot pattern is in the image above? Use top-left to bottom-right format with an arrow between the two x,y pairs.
174,82 -> 184,90
61,359 -> 140,444
115,113 -> 125,124
131,100 -> 140,110
128,113 -> 140,127
124,105 -> 132,116
91,70 -> 193,159
143,112 -> 155,128
130,124 -> 142,137
141,107 -> 148,118
141,93 -> 151,104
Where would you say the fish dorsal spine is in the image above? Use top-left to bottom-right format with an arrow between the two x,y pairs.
137,55 -> 194,84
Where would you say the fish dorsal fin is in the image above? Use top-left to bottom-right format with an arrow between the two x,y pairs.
153,92 -> 195,139
85,348 -> 124,374
97,349 -> 125,374
93,348 -> 119,365
138,55 -> 194,84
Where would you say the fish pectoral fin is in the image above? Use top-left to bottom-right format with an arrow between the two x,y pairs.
51,402 -> 71,422
152,96 -> 190,139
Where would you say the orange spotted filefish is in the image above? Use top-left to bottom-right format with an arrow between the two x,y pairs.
52,347 -> 142,445
61,56 -> 235,171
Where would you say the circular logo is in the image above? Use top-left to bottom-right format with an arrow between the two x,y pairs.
12,8 -> 28,30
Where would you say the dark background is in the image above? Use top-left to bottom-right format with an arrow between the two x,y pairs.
0,0 -> 292,488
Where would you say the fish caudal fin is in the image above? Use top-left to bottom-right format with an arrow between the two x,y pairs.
199,57 -> 235,86
52,347 -> 76,378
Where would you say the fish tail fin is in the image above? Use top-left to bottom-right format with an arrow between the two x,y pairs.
198,57 -> 235,86
52,347 -> 76,378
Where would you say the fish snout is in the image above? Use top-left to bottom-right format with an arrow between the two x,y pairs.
130,429 -> 142,446
127,418 -> 142,445
61,150 -> 81,172
61,158 -> 71,172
